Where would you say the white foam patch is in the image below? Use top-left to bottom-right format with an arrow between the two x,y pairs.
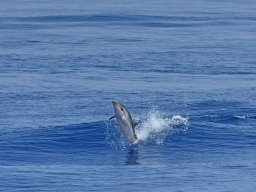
136,109 -> 189,144
234,115 -> 256,120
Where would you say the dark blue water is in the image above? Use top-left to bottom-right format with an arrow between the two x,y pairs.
1,0 -> 256,191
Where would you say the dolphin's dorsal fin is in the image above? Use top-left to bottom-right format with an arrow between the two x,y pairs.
132,120 -> 138,128
132,120 -> 138,140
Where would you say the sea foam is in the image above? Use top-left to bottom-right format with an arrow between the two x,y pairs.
136,109 -> 189,144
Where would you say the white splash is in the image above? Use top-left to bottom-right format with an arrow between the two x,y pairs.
136,109 -> 189,144
106,109 -> 189,148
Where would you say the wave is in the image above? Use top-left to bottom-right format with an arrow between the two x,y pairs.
234,115 -> 256,120
1,109 -> 254,154
1,109 -> 255,166
2,14 -> 252,30
3,14 -> 256,23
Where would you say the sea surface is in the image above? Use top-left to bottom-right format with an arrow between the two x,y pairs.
0,0 -> 256,191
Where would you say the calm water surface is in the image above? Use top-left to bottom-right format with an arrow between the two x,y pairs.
0,0 -> 256,191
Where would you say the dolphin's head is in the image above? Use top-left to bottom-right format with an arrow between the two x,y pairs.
112,100 -> 128,119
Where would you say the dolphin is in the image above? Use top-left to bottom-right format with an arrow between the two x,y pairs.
111,100 -> 139,144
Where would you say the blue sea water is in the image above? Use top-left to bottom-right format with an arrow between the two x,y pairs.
0,0 -> 256,191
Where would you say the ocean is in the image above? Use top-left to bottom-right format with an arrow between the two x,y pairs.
0,0 -> 255,191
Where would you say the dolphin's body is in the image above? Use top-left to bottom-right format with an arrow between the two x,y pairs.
111,101 -> 138,144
